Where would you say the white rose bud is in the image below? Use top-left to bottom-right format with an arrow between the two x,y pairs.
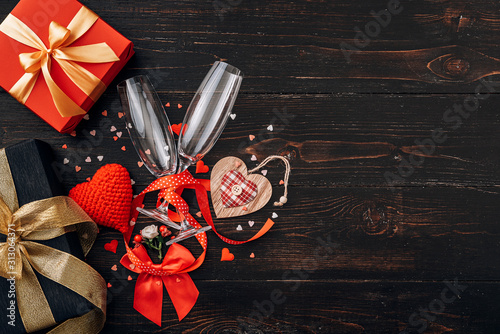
141,225 -> 159,239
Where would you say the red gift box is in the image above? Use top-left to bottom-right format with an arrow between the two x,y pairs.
0,0 -> 134,133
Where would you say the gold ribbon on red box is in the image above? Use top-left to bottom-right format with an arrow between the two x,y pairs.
0,6 -> 119,118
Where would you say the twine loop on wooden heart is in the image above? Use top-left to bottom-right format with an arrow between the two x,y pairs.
248,155 -> 291,207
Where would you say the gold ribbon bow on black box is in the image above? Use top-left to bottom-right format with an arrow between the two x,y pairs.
0,140 -> 106,334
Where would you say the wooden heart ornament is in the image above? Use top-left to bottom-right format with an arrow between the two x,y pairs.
211,157 -> 272,218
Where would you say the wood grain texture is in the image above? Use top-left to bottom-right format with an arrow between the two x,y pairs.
0,0 -> 499,332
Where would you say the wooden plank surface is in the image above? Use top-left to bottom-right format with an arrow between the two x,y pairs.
0,0 -> 499,332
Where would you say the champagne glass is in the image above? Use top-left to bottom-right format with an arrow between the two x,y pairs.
166,61 -> 244,245
117,75 -> 181,230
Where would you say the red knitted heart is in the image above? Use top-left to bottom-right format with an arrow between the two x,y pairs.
69,164 -> 133,234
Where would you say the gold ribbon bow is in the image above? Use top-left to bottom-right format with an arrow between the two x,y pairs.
0,149 -> 106,333
0,6 -> 120,118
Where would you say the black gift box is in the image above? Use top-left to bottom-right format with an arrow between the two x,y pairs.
0,139 -> 93,334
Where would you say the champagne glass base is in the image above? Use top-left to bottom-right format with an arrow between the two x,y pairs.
136,207 -> 181,230
165,225 -> 212,245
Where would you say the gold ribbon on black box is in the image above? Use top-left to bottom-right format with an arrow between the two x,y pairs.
0,148 -> 106,333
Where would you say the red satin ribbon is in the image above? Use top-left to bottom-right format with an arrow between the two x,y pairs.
122,170 -> 274,325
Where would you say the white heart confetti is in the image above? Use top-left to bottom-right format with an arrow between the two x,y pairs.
97,156 -> 104,161
110,126 -> 117,132
85,157 -> 91,163
131,179 -> 135,185
248,220 -> 255,227
116,131 -> 123,138
251,155 -> 257,161
128,123 -> 133,129
267,125 -> 274,131
63,158 -> 69,164
236,225 -> 243,231
229,113 -> 236,120
261,169 -> 268,176
272,212 -> 278,219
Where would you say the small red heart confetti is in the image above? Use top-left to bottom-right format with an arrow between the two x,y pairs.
62,144 -> 68,149
242,206 -> 247,211
102,110 -> 108,116
171,123 -> 183,136
113,136 -> 118,141
279,180 -> 284,185
90,130 -> 96,136
176,278 -> 181,283
110,126 -> 117,132
107,283 -> 112,288
267,125 -> 274,131
196,160 -> 209,173
111,265 -> 117,271
250,253 -> 255,258
127,275 -> 132,281
221,248 -> 234,261
196,211 -> 202,218
75,166 -> 81,172
145,149 -> 151,155
129,264 -> 136,270
86,178 -> 92,182
104,240 -> 118,253
137,161 -> 144,167
70,131 -> 76,137
118,112 -> 124,118
249,134 -> 255,141
177,104 -> 182,109
121,146 -> 126,151
165,102 -> 170,107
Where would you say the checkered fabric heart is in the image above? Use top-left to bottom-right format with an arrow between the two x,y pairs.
221,170 -> 258,208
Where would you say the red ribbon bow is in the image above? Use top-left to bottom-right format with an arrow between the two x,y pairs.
122,170 -> 274,325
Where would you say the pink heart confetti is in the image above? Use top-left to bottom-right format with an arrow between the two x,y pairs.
116,131 -> 123,138
111,265 -> 117,271
261,170 -> 268,176
250,253 -> 255,258
75,166 -> 81,172
110,126 -> 117,132
90,130 -> 96,136
85,157 -> 91,163
249,134 -> 255,141
137,161 -> 144,167
145,149 -> 151,155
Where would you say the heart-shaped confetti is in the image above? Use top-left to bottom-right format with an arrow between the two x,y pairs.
129,264 -> 136,270
62,144 -> 68,149
176,277 -> 181,283
177,104 -> 182,109
251,155 -> 257,161
121,146 -> 126,151
129,220 -> 136,226
250,253 -> 255,258
272,212 -> 278,219
70,131 -> 77,137
90,130 -> 96,136
113,136 -> 118,141
107,283 -> 112,288
279,180 -> 284,185
118,112 -> 124,118
116,132 -> 123,138
97,156 -> 104,161
83,114 -> 90,120
221,248 -> 234,261
86,177 -> 91,182
267,125 -> 274,131
171,123 -> 183,136
63,158 -> 69,164
242,206 -> 248,211
104,240 -> 118,253
110,126 -> 117,132
145,149 -> 151,155
137,161 -> 144,167
248,220 -> 255,227
156,281 -> 161,286
165,102 -> 170,107
111,265 -> 117,271
75,166 -> 81,172
127,275 -> 133,281
131,179 -> 135,185
102,110 -> 108,116
85,157 -> 91,163
196,160 -> 209,173
261,170 -> 268,176
236,225 -> 243,231
229,113 -> 236,120
249,134 -> 255,141
195,211 -> 202,218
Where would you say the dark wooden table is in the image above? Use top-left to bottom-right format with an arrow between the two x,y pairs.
1,0 -> 500,333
